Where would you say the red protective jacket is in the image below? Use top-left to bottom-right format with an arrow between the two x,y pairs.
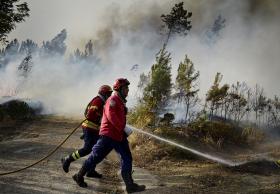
99,93 -> 127,141
82,95 -> 105,131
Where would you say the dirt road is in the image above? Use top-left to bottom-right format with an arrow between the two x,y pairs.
0,117 -> 159,194
1,116 -> 280,193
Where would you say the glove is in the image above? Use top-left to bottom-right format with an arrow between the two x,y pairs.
124,125 -> 133,136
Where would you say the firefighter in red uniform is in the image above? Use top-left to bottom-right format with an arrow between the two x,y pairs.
61,85 -> 113,178
72,78 -> 145,193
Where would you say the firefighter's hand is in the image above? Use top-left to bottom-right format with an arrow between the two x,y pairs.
124,125 -> 133,136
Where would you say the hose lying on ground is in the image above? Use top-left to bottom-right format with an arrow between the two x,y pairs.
0,119 -> 86,176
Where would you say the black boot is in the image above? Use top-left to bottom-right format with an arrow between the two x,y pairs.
86,169 -> 102,178
72,165 -> 88,188
121,171 -> 146,193
61,155 -> 74,173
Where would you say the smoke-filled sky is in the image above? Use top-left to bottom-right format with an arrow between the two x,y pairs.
4,0 -> 280,117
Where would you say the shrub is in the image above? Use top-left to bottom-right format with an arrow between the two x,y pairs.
128,104 -> 155,128
3,100 -> 35,120
130,132 -> 196,167
241,126 -> 265,145
0,105 -> 4,121
159,113 -> 175,126
188,118 -> 264,146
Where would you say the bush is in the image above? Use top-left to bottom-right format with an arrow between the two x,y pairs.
128,104 -> 155,128
189,120 -> 246,144
0,105 -> 4,121
241,126 -> 265,145
159,113 -> 175,126
130,132 -> 196,167
2,100 -> 35,120
188,118 -> 264,146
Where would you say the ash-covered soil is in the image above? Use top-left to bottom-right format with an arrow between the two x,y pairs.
229,159 -> 280,175
1,116 -> 280,194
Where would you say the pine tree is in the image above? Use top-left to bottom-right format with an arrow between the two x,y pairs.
161,2 -> 192,46
1,38 -> 20,65
41,29 -> 67,57
206,72 -> 229,118
175,55 -> 199,122
84,40 -> 93,57
205,14 -> 226,45
226,82 -> 248,123
142,46 -> 172,119
18,52 -> 32,78
4,38 -> 20,55
19,39 -> 38,54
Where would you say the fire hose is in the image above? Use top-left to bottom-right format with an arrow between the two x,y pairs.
0,119 -> 86,176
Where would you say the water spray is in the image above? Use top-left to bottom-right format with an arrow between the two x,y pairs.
128,125 -> 241,166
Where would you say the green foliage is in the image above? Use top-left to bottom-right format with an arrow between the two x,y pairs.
127,104 -> 155,127
188,118 -> 264,147
142,46 -> 172,117
176,55 -> 199,97
0,0 -> 30,44
206,72 -> 229,117
175,55 -> 200,122
161,2 -> 192,45
188,119 -> 244,145
207,73 -> 229,102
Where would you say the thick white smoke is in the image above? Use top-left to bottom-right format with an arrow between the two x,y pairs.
2,0 -> 279,118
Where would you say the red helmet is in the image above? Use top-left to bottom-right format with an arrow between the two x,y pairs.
113,78 -> 130,91
98,85 -> 113,96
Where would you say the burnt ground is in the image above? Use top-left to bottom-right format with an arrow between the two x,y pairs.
1,116 -> 280,194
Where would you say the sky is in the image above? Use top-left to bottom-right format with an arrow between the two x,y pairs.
3,0 -> 280,117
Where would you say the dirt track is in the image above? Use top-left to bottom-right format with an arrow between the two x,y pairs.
1,116 -> 280,194
0,117 -> 159,194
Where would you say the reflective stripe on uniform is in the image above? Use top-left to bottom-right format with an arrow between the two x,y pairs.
82,119 -> 99,130
75,150 -> 80,159
275,160 -> 280,167
89,105 -> 98,110
72,150 -> 80,160
72,152 -> 77,160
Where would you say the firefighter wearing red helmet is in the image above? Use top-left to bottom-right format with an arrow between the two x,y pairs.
61,85 -> 112,178
73,78 -> 146,193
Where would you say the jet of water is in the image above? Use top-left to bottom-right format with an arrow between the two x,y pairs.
128,125 -> 241,166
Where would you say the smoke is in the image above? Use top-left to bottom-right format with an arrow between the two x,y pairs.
2,0 -> 280,117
